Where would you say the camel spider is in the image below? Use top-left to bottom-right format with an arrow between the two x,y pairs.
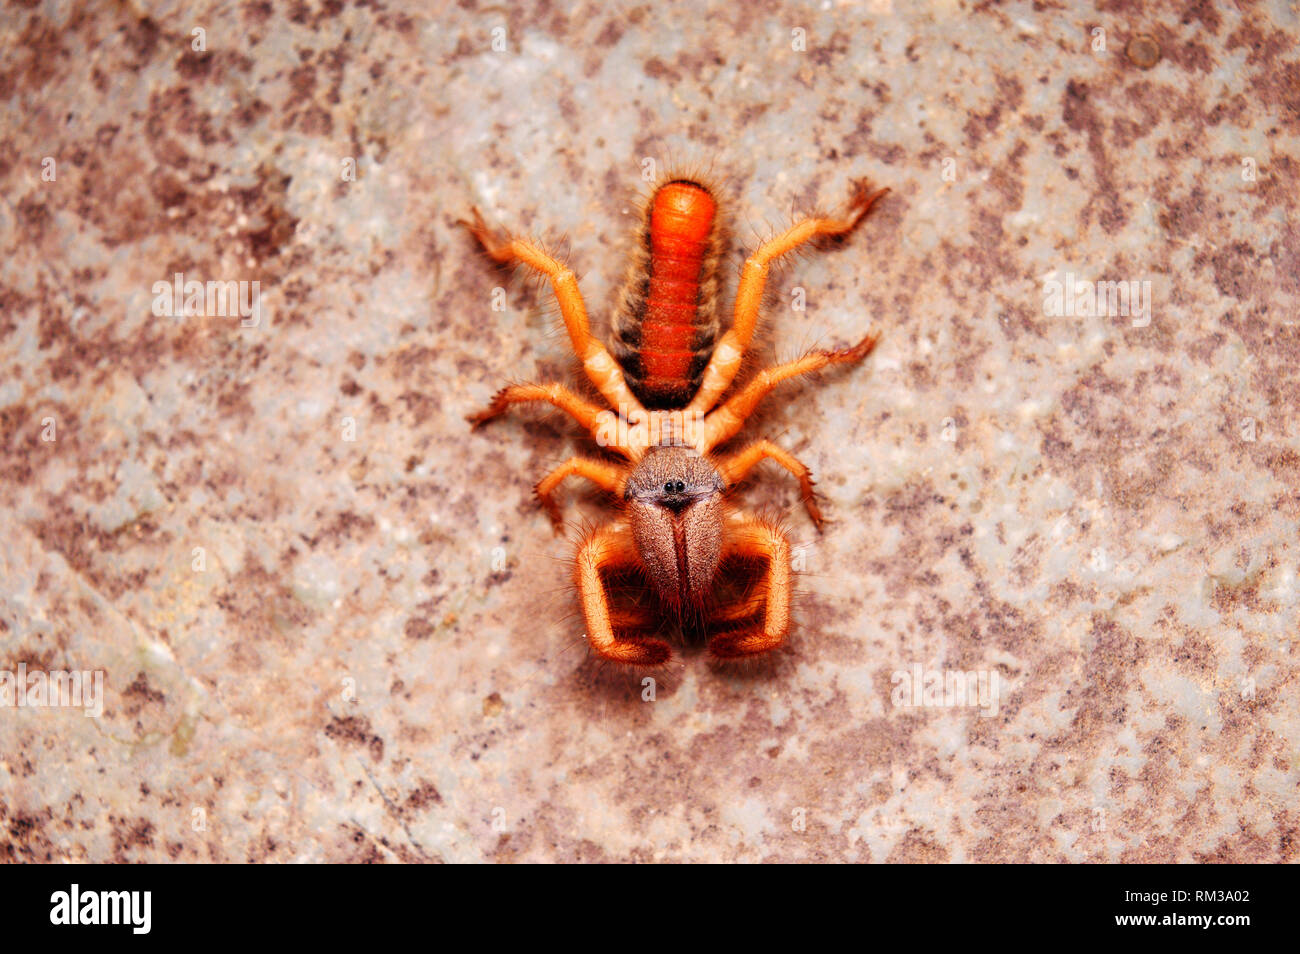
463,173 -> 887,667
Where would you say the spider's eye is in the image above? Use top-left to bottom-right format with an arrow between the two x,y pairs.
664,480 -> 686,494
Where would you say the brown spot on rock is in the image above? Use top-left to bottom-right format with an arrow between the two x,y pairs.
324,715 -> 385,762
406,780 -> 443,810
1125,34 -> 1162,70
404,616 -> 434,640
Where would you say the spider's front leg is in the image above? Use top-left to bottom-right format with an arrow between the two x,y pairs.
460,208 -> 646,417
707,515 -> 793,662
534,456 -> 627,533
575,522 -> 673,667
717,439 -> 825,529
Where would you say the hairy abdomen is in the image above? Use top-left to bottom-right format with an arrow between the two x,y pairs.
612,180 -> 726,410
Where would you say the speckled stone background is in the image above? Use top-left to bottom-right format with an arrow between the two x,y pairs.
1,0 -> 1297,863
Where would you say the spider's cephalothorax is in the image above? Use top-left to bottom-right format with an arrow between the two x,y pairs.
624,445 -> 726,609
463,173 -> 888,666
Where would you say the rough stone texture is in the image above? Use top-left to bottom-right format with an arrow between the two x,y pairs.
1,0 -> 1297,863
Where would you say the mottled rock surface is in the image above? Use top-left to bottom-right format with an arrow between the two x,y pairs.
1,0 -> 1296,862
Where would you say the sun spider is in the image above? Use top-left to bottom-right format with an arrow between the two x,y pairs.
463,172 -> 887,667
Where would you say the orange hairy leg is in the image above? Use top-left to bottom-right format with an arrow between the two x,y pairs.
460,208 -> 647,416
688,181 -> 889,415
607,604 -> 661,631
575,522 -> 674,666
717,439 -> 824,528
465,382 -> 635,458
534,456 -> 628,533
706,584 -> 768,624
699,334 -> 878,452
707,516 -> 792,661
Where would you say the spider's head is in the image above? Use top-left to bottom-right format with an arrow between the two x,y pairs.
624,445 -> 726,608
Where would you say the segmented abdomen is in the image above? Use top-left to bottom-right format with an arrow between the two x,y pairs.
611,179 -> 726,410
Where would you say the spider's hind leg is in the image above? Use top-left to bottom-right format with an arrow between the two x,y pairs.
460,208 -> 647,418
687,181 -> 888,415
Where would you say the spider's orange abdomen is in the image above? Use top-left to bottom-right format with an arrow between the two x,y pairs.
641,182 -> 716,393
612,179 -> 726,410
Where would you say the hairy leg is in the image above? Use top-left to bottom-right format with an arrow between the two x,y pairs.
706,585 -> 767,625
607,605 -> 660,631
698,334 -> 878,452
708,516 -> 793,661
575,522 -> 673,666
462,209 -> 646,416
466,382 -> 635,459
688,181 -> 888,415
717,439 -> 824,528
535,456 -> 628,532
